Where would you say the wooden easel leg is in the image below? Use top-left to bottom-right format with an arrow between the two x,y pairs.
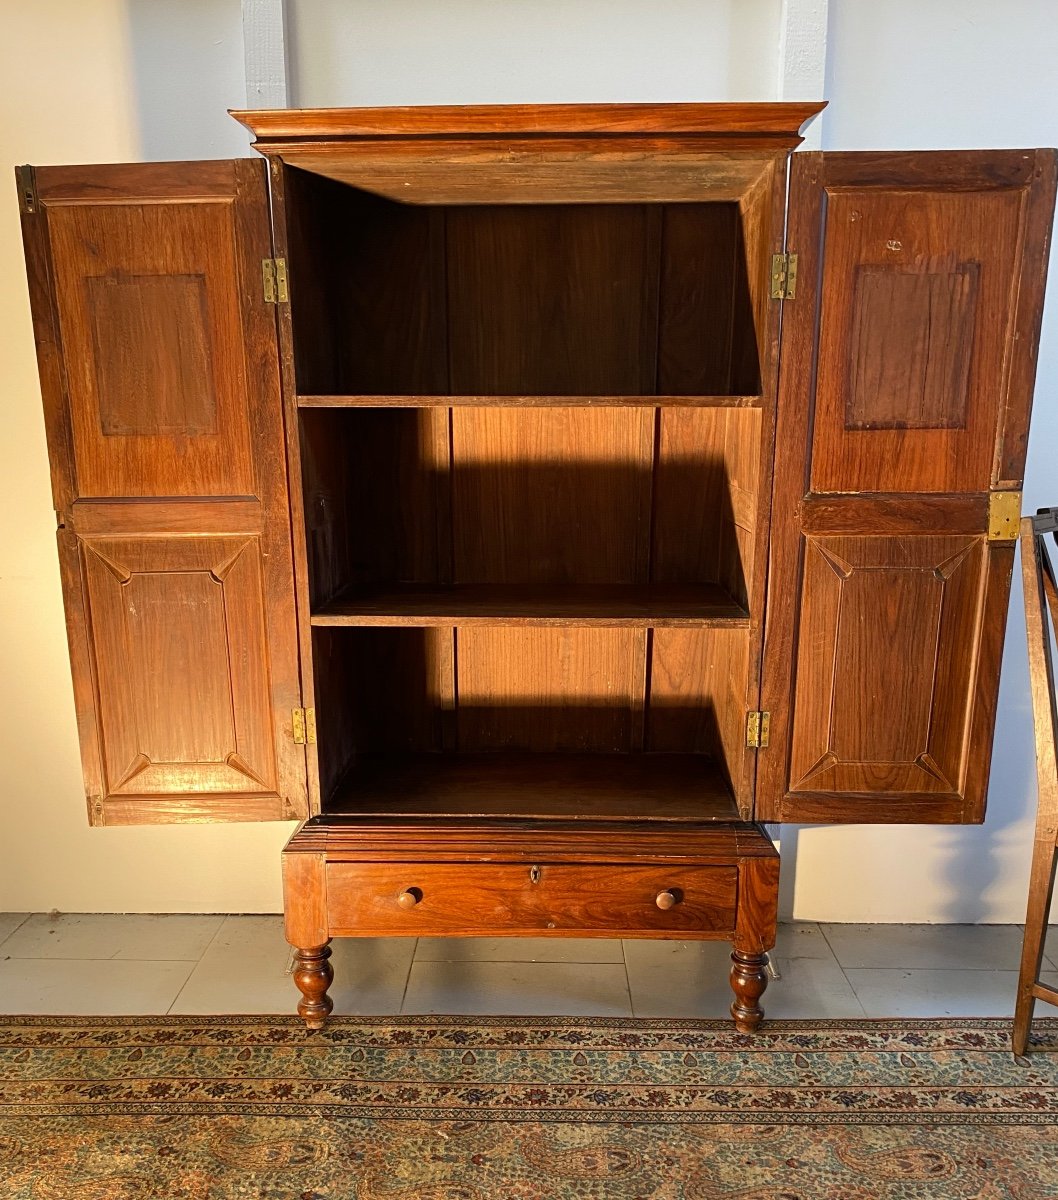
1013,851 -> 1057,1056
730,949 -> 769,1032
1014,519 -> 1058,1058
293,943 -> 334,1030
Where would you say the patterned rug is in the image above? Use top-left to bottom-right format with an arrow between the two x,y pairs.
1,1016 -> 1057,1199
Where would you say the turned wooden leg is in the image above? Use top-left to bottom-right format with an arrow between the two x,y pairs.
730,949 -> 769,1033
293,943 -> 334,1030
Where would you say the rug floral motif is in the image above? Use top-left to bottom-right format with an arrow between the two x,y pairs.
1,1016 -> 1056,1198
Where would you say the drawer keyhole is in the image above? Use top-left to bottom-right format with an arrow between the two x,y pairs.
529,865 -> 541,884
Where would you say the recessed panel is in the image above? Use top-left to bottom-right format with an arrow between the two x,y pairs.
846,263 -> 977,431
828,565 -> 941,763
88,274 -> 216,437
121,570 -> 234,764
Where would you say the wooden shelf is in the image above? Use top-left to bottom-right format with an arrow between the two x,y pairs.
310,583 -> 749,627
297,394 -> 762,409
325,753 -> 740,822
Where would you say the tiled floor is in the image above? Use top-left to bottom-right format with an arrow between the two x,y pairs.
0,913 -> 1055,1019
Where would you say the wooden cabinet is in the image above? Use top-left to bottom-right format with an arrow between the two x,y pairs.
18,105 -> 1057,1030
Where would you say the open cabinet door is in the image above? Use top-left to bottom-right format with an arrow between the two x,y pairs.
19,159 -> 307,825
758,149 -> 1057,824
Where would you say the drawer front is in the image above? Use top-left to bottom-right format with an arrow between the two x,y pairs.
325,862 -> 738,937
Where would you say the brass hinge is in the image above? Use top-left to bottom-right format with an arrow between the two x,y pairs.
263,257 -> 289,304
16,164 -> 37,214
770,252 -> 798,300
746,711 -> 770,749
988,491 -> 1022,542
292,706 -> 316,744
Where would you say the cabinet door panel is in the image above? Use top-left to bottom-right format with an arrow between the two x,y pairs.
811,186 -> 1023,494
22,161 -> 306,824
788,535 -> 984,803
759,150 -> 1056,824
43,192 -> 260,499
82,536 -> 277,802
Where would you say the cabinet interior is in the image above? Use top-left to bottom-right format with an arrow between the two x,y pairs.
285,162 -> 773,824
284,167 -> 765,399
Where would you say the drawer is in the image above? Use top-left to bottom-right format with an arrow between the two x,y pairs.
325,862 -> 738,937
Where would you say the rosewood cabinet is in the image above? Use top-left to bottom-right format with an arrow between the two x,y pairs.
18,105 -> 1057,1030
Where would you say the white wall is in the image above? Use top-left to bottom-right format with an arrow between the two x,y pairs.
783,0 -> 1058,922
0,1 -> 291,913
287,0 -> 781,106
1,1 -> 1055,920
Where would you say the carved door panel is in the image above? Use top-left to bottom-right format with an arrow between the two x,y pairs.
20,160 -> 306,824
759,149 -> 1057,823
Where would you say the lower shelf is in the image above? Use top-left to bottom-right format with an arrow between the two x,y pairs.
324,752 -> 740,822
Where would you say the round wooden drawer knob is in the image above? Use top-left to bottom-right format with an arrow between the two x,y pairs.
397,888 -> 422,909
656,889 -> 681,910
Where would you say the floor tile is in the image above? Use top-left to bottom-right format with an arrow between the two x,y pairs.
0,914 -> 30,948
624,938 -> 865,1019
402,959 -> 632,1016
195,914 -> 286,957
770,922 -> 834,965
0,913 -> 225,962
846,968 -> 1058,1018
168,915 -> 298,1015
414,936 -> 623,964
169,918 -> 417,1016
328,938 -> 418,1016
0,958 -> 194,1015
820,923 -> 1024,972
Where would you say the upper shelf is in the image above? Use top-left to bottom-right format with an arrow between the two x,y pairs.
297,394 -> 763,410
310,582 -> 749,628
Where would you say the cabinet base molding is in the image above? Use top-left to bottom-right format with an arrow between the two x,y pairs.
282,818 -> 779,1031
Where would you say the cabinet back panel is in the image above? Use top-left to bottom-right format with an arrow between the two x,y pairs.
451,408 -> 653,585
302,406 -> 761,599
446,205 -> 659,395
456,627 -> 643,752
